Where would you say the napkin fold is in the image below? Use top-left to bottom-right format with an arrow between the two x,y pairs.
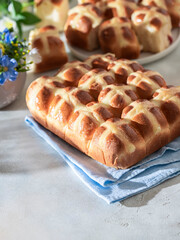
25,116 -> 180,204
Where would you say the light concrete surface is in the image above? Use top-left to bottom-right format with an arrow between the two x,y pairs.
0,27 -> 180,240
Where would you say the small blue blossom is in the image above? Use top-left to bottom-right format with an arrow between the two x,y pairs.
0,28 -> 16,44
0,52 -> 18,85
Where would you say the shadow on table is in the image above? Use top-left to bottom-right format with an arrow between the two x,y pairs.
120,175 -> 180,208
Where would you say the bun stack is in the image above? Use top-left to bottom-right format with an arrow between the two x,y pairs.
65,0 -> 177,58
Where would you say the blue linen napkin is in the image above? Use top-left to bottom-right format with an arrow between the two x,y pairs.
25,116 -> 180,204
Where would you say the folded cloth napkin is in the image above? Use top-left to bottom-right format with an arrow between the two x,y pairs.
25,116 -> 180,204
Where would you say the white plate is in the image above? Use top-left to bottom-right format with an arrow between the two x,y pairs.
67,28 -> 180,65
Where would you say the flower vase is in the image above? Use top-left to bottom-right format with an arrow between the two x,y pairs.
0,72 -> 26,109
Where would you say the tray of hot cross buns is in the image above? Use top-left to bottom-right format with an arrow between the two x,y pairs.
64,0 -> 180,64
26,53 -> 180,169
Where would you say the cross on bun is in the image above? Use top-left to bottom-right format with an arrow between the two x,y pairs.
108,59 -> 144,84
127,70 -> 167,99
104,0 -> 138,20
78,0 -> 108,16
64,3 -> 103,51
26,78 -> 94,139
55,61 -> 91,86
152,86 -> 180,140
65,102 -> 113,152
98,84 -> 138,117
26,54 -> 180,169
84,53 -> 117,70
78,68 -> 116,99
99,17 -> 140,59
29,26 -> 68,73
139,0 -> 180,28
122,99 -> 170,155
131,6 -> 172,53
78,0 -> 103,3
88,118 -> 147,168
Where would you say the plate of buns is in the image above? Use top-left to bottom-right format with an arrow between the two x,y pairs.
64,0 -> 180,64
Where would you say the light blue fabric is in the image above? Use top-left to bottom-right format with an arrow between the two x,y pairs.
25,116 -> 180,204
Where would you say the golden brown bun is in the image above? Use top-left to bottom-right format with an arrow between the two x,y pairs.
108,59 -> 144,84
29,26 -> 68,73
99,17 -> 140,59
65,102 -> 113,153
34,0 -> 69,31
131,6 -> 172,53
26,54 -> 180,169
122,99 -> 170,156
104,0 -> 137,20
78,68 -> 116,99
152,86 -> 180,140
64,3 -> 103,51
139,0 -> 180,28
88,118 -> 147,168
55,61 -> 91,86
98,84 -> 138,117
84,53 -> 117,70
78,0 -> 102,3
127,70 -> 167,99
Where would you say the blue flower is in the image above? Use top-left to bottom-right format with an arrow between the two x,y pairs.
0,28 -> 16,44
0,53 -> 18,85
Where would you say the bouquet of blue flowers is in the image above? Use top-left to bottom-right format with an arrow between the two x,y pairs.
0,28 -> 32,85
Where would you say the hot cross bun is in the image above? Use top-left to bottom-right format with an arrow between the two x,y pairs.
99,17 -> 140,59
88,118 -> 147,168
139,0 -> 180,28
98,84 -> 138,116
104,0 -> 138,19
152,86 -> 180,140
78,0 -> 103,3
55,61 -> 91,86
34,0 -> 69,31
64,3 -> 103,51
127,70 -> 167,99
131,6 -> 172,53
29,26 -> 68,73
78,0 -> 108,14
108,59 -> 144,84
84,53 -> 117,70
122,99 -> 170,155
78,68 -> 116,98
65,102 -> 113,152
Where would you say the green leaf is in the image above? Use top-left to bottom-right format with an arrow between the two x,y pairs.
0,4 -> 7,12
9,0 -> 23,17
0,0 -> 10,10
16,22 -> 22,39
20,12 -> 41,25
12,14 -> 26,22
0,1 -> 9,17
22,1 -> 34,9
